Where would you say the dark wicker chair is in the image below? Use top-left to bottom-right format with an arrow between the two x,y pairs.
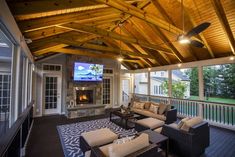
90,143 -> 160,157
162,121 -> 210,157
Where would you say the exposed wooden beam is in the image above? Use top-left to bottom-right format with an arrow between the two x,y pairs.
96,0 -> 183,35
211,0 -> 235,55
9,0 -> 141,16
57,23 -> 171,52
53,37 -> 156,59
30,32 -> 98,54
108,0 -> 151,31
19,8 -> 121,32
125,19 -> 172,64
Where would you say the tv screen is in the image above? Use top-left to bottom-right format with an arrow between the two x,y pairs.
73,62 -> 104,81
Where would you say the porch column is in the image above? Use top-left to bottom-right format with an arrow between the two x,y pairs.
168,70 -> 172,97
198,66 -> 204,100
147,71 -> 151,101
198,66 -> 204,117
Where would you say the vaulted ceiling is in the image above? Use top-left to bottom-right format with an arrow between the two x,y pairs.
6,0 -> 235,69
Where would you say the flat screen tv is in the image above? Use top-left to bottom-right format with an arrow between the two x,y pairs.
73,62 -> 104,81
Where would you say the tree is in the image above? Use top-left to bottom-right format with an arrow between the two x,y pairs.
161,80 -> 187,99
185,68 -> 198,96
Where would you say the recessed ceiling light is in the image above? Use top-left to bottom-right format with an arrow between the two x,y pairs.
229,56 -> 234,61
148,68 -> 151,71
178,63 -> 182,67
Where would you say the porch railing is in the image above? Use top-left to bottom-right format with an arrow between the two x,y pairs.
134,94 -> 235,131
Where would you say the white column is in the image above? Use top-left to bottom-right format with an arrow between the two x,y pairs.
147,71 -> 151,101
198,66 -> 204,100
168,70 -> 172,97
198,66 -> 204,117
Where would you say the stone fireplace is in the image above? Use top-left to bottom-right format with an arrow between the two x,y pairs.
74,87 -> 95,104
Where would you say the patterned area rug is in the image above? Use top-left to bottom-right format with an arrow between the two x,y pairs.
57,118 -> 137,157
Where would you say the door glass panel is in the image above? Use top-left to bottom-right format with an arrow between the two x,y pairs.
45,76 -> 58,109
103,78 -> 111,104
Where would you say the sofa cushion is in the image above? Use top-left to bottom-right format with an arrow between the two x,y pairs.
133,101 -> 145,109
177,117 -> 190,129
181,117 -> 203,132
108,133 -> 149,157
143,110 -> 166,121
81,128 -> 118,147
154,127 -> 163,133
137,117 -> 165,129
149,104 -> 159,114
158,103 -> 167,115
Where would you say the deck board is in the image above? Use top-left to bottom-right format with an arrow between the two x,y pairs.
26,114 -> 235,157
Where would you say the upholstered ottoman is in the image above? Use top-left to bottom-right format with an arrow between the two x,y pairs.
135,117 -> 165,132
80,128 -> 118,153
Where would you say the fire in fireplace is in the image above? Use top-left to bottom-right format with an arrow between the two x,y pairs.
76,90 -> 94,104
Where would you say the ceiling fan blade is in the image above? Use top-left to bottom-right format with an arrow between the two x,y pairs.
186,22 -> 211,38
190,40 -> 204,48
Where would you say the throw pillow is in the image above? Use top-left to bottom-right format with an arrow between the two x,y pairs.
149,104 -> 159,114
181,117 -> 203,132
133,102 -> 145,109
177,117 -> 190,129
108,133 -> 149,157
144,102 -> 151,110
158,103 -> 167,115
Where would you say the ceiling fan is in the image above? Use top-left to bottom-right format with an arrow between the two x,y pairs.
176,0 -> 211,48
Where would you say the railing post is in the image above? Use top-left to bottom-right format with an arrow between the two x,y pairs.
168,70 -> 172,97
198,102 -> 203,118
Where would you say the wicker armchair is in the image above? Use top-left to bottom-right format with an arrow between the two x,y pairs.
162,121 -> 210,157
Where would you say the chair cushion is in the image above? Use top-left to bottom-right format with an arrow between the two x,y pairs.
177,117 -> 190,129
137,117 -> 165,129
108,133 -> 149,157
81,128 -> 118,147
149,104 -> 159,114
181,117 -> 203,132
158,103 -> 167,114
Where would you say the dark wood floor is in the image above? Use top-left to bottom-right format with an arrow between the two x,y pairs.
26,114 -> 235,157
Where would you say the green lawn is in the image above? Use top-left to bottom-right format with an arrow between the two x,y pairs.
189,96 -> 235,105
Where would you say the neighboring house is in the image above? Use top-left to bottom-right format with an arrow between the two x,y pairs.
135,71 -> 190,98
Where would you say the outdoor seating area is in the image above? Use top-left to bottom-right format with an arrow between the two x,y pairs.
0,0 -> 235,157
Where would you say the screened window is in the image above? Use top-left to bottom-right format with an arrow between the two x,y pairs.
203,64 -> 235,104
150,71 -> 168,96
0,28 -> 13,136
171,68 -> 197,99
134,73 -> 148,94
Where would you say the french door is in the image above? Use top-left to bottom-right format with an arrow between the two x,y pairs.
43,74 -> 61,115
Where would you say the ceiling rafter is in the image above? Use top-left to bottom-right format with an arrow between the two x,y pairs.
126,18 -> 172,64
96,0 -> 199,41
53,37 -> 156,59
211,0 -> 235,55
57,23 -> 171,52
19,8 -> 121,32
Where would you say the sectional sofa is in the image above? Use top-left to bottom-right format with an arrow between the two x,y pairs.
130,101 -> 177,124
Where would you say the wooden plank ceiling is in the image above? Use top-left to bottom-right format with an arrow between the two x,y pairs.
6,0 -> 235,69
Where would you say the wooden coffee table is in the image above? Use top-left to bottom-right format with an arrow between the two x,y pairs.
140,129 -> 169,157
110,110 -> 140,129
